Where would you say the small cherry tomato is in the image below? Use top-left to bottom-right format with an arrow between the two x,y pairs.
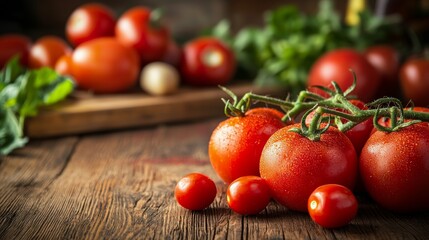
175,173 -> 217,211
181,37 -> 236,86
308,184 -> 358,228
71,37 -> 140,93
209,108 -> 285,184
227,176 -> 271,215
400,57 -> 429,106
0,34 -> 32,68
29,36 -> 72,69
66,3 -> 116,46
116,7 -> 170,65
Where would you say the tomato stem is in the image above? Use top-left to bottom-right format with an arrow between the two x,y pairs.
220,80 -> 429,139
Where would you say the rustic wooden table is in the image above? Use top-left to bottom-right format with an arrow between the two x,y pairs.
1,118 -> 429,240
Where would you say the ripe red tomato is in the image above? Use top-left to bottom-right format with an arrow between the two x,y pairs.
0,34 -> 32,68
364,45 -> 400,97
260,123 -> 357,212
209,108 -> 285,183
400,57 -> 429,106
175,173 -> 217,211
307,48 -> 381,103
71,37 -> 140,93
227,176 -> 271,215
360,124 -> 429,212
66,3 -> 116,47
116,7 -> 170,65
28,36 -> 72,69
308,184 -> 358,228
181,37 -> 236,86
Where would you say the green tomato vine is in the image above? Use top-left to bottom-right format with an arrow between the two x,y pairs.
221,72 -> 429,141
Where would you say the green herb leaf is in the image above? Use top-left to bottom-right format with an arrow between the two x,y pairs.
0,59 -> 75,155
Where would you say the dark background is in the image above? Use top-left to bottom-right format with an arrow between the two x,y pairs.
1,0 -> 428,44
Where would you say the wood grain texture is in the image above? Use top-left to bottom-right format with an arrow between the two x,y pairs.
1,119 -> 429,239
25,82 -> 286,138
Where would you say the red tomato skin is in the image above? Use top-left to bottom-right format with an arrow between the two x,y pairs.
307,48 -> 381,103
246,107 -> 284,120
181,37 -> 236,86
360,124 -> 429,212
260,124 -> 357,212
0,34 -> 32,68
175,173 -> 217,211
29,36 -> 72,69
71,37 -> 140,93
227,176 -> 271,215
66,3 -> 116,47
308,184 -> 358,228
364,45 -> 400,97
115,7 -> 169,65
400,58 -> 429,107
208,108 -> 285,184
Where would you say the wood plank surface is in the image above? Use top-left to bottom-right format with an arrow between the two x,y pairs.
1,118 -> 429,239
25,82 -> 286,138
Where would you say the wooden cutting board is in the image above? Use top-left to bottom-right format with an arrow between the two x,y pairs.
25,83 -> 286,138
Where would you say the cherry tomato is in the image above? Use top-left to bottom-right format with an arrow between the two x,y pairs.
209,108 -> 285,183
116,7 -> 170,65
400,57 -> 429,106
0,34 -> 32,68
66,3 -> 116,47
260,123 -> 357,212
360,124 -> 429,212
308,184 -> 358,228
227,176 -> 271,215
55,54 -> 73,76
71,37 -> 140,93
181,37 -> 236,86
28,36 -> 72,69
364,45 -> 400,97
307,48 -> 381,103
175,173 -> 217,211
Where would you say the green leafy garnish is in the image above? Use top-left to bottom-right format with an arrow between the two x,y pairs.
207,0 -> 404,96
0,57 -> 75,155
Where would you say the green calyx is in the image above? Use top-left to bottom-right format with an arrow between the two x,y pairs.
289,106 -> 330,141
